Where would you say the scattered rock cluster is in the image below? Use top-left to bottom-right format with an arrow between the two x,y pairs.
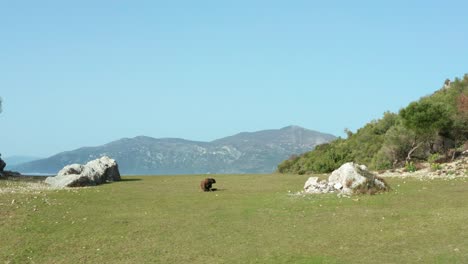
45,156 -> 121,188
303,162 -> 390,195
303,177 -> 336,194
433,156 -> 467,177
379,154 -> 468,180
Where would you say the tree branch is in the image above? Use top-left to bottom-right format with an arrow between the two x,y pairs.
406,142 -> 422,162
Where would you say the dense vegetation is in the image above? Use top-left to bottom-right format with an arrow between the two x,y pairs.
278,75 -> 468,174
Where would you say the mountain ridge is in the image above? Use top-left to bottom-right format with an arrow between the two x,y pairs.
12,126 -> 336,175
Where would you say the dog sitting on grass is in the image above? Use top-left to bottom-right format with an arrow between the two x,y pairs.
200,178 -> 216,192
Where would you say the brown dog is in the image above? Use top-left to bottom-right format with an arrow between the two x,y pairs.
200,178 -> 216,192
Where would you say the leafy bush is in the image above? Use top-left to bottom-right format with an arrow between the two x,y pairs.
430,163 -> 442,171
428,154 -> 442,171
428,153 -> 440,163
405,161 -> 417,172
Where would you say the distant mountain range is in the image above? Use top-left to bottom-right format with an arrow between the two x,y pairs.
11,126 -> 336,175
2,155 -> 42,166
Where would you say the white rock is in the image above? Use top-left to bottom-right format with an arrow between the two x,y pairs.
304,177 -> 319,190
56,164 -> 84,177
45,156 -> 121,188
333,182 -> 343,190
302,162 -> 390,195
304,177 -> 337,194
329,162 -> 369,193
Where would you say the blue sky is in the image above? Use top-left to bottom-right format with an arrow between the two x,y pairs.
1,0 -> 467,157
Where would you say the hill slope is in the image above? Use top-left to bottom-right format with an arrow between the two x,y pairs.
12,126 -> 336,175
278,75 -> 468,174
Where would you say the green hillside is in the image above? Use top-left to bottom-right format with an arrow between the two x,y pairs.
278,75 -> 468,174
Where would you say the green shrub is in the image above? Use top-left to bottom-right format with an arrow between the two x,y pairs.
371,148 -> 393,170
405,161 -> 417,172
428,153 -> 440,163
428,154 -> 442,171
430,163 -> 442,171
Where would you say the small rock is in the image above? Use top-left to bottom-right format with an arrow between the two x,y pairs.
333,182 -> 343,190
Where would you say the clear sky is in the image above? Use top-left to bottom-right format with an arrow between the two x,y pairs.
1,0 -> 467,157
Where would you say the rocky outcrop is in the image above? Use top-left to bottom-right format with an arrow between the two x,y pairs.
303,162 -> 390,195
0,156 -> 17,179
0,170 -> 22,179
0,157 -> 6,171
45,156 -> 121,188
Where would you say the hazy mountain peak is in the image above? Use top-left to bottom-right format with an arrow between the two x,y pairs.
281,125 -> 304,130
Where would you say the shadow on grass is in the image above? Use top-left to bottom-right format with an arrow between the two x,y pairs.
206,188 -> 227,192
119,178 -> 142,182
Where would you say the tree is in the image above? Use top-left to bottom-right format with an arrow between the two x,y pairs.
400,101 -> 452,136
372,123 -> 419,168
399,101 -> 453,160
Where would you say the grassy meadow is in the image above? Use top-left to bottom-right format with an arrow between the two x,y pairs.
1,174 -> 467,263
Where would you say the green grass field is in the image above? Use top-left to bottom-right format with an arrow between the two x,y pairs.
1,174 -> 467,263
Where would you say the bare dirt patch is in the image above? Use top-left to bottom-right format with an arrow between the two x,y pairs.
378,156 -> 467,180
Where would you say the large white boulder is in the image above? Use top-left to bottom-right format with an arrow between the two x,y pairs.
81,156 -> 121,184
328,162 -> 369,194
45,156 -> 121,188
303,162 -> 390,195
